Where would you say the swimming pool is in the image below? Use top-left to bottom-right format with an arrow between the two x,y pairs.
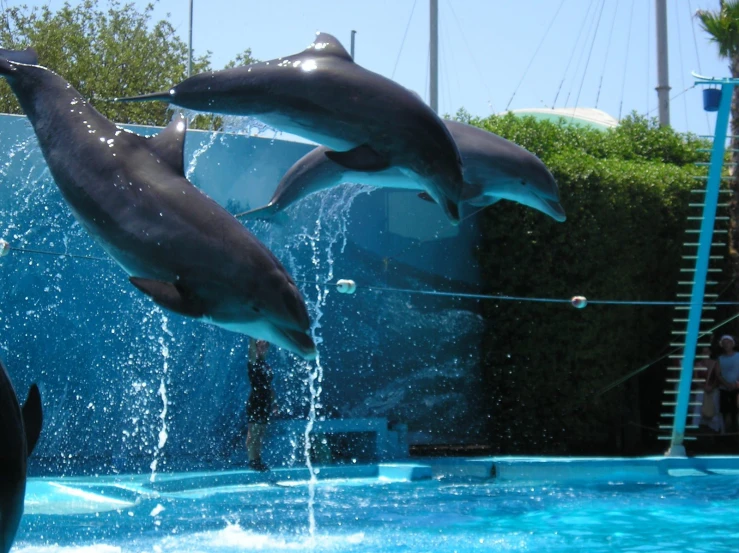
14,457 -> 739,552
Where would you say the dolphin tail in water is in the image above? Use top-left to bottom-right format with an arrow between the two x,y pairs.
114,90 -> 172,103
22,384 -> 43,455
0,47 -> 38,66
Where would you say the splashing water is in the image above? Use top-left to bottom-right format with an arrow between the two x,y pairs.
266,184 -> 371,538
149,311 -> 174,482
185,129 -> 220,182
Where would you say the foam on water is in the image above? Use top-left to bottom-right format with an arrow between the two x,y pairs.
14,471 -> 739,553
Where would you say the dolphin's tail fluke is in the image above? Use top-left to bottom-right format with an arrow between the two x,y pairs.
0,47 -> 38,66
114,91 -> 172,103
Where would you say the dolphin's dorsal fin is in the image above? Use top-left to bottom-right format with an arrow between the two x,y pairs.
22,384 -> 43,456
146,113 -> 187,177
0,47 -> 39,66
305,33 -> 353,62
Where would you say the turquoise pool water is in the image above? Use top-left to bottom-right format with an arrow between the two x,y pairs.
13,460 -> 739,552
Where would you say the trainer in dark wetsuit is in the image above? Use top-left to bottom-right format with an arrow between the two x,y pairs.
246,338 -> 275,472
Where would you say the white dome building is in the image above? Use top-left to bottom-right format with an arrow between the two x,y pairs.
504,107 -> 619,131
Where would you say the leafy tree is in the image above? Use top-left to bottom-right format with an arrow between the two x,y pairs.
224,48 -> 256,69
0,0 -> 255,128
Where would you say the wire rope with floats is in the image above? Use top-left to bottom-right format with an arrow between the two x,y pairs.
6,239 -> 739,308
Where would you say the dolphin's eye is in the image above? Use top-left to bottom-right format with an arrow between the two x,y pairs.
520,180 -> 527,186
253,306 -> 261,313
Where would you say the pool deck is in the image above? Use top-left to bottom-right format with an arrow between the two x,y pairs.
30,454 -> 739,494
23,455 -> 739,516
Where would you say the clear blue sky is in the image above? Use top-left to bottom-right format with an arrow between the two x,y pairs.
11,0 -> 734,135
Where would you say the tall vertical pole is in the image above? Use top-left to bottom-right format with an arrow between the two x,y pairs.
667,81 -> 734,457
429,0 -> 439,113
188,0 -> 194,77
350,30 -> 357,60
655,0 -> 670,127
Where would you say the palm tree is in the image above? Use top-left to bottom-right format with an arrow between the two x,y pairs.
697,1 -> 739,300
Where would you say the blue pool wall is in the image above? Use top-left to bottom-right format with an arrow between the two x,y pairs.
0,113 -> 487,474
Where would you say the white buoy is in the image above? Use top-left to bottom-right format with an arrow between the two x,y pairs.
571,295 -> 587,309
336,279 -> 357,294
0,239 -> 9,257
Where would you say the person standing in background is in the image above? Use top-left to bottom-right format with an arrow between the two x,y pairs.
246,338 -> 275,472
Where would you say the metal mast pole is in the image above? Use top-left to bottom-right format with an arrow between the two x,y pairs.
655,0 -> 670,126
188,0 -> 194,77
350,30 -> 357,60
429,0 -> 438,113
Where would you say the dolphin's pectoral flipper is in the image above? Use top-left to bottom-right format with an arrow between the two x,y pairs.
325,145 -> 389,172
445,199 -> 461,225
0,47 -> 38,66
129,277 -> 206,317
418,192 -> 460,223
22,384 -> 43,456
146,114 -> 187,177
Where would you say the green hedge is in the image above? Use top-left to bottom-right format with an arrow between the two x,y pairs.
467,112 -> 730,455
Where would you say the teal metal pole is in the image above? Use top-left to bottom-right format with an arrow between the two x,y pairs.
667,81 -> 734,456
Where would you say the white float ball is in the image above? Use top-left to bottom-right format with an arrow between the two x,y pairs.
336,279 -> 357,295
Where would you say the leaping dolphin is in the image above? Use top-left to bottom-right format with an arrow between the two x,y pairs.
236,119 -> 566,223
114,32 -> 467,225
0,357 -> 42,553
0,48 -> 317,359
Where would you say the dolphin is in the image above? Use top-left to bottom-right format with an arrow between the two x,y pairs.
0,48 -> 317,359
114,32 -> 466,225
0,357 -> 42,553
236,119 -> 566,223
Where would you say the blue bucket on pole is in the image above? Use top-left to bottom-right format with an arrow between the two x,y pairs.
703,88 -> 722,112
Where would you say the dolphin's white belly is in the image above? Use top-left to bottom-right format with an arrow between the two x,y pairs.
340,169 -> 421,190
257,113 -> 356,151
